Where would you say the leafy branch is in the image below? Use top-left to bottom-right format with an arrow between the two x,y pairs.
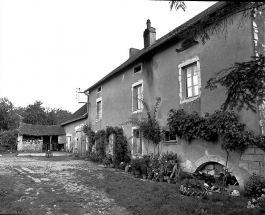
205,55 -> 265,112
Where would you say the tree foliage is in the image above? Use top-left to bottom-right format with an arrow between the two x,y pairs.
169,2 -> 265,44
22,101 -> 71,125
0,130 -> 18,150
0,98 -> 15,131
205,55 -> 265,112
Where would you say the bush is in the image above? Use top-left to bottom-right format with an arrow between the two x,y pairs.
244,174 -> 265,197
131,158 -> 142,174
102,154 -> 113,165
0,130 -> 18,150
86,151 -> 103,163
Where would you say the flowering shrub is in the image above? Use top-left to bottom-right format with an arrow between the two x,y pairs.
244,174 -> 265,197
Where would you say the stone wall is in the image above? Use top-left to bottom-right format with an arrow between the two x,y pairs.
19,140 -> 43,152
239,146 -> 265,176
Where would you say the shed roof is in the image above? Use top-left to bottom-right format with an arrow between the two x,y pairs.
60,103 -> 87,126
84,1 -> 227,93
19,122 -> 65,136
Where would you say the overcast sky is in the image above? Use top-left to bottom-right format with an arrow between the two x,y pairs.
0,0 -> 216,113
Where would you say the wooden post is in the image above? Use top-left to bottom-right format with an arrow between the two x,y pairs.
50,136 -> 52,151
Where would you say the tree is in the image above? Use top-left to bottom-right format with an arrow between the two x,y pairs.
0,97 -> 15,131
205,55 -> 265,112
169,2 -> 265,44
23,101 -> 49,125
47,108 -> 72,125
22,101 -> 72,125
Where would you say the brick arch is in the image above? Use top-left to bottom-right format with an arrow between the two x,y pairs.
195,155 -> 244,187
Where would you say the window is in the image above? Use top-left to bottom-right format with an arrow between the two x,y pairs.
178,56 -> 201,103
164,131 -> 177,142
97,87 -> 102,93
185,63 -> 199,98
96,97 -> 102,121
132,80 -> 143,113
132,127 -> 142,156
134,65 -> 142,74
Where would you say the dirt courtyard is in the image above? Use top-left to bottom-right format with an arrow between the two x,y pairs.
0,155 -> 131,215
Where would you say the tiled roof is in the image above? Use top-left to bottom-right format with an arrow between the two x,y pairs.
60,103 -> 87,126
84,1 -> 227,93
19,122 -> 65,136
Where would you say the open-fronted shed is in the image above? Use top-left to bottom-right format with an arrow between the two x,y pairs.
17,122 -> 66,152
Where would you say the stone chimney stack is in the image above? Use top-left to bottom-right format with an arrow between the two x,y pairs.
143,19 -> 156,48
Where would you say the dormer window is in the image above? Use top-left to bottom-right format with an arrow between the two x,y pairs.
175,38 -> 199,53
134,65 -> 142,74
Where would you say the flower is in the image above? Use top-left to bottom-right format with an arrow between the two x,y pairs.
251,204 -> 255,209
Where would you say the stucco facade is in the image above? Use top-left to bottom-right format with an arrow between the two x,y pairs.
61,104 -> 88,154
84,3 -> 265,187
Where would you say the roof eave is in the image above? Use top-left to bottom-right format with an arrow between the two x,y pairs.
60,113 -> 88,126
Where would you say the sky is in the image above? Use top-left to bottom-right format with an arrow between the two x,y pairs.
0,0 -> 216,113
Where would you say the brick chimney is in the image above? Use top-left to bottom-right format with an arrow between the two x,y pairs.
143,19 -> 156,48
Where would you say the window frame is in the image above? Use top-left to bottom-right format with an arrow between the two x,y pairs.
178,56 -> 201,104
131,80 -> 143,114
96,97 -> 102,122
164,131 -> 178,143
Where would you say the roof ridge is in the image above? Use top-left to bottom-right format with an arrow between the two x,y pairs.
84,1 -> 227,92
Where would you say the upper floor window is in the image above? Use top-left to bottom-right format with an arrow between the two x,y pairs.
132,80 -> 143,113
178,56 -> 201,104
97,87 -> 102,93
185,63 -> 199,98
134,64 -> 142,74
96,97 -> 102,121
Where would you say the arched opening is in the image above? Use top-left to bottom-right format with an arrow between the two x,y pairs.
195,155 -> 243,187
196,162 -> 239,187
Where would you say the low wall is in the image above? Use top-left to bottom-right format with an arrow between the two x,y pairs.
18,140 -> 43,152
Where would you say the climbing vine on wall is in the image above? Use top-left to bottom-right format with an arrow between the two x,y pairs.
83,124 -> 129,164
82,124 -> 95,153
123,97 -> 163,154
167,109 -> 265,151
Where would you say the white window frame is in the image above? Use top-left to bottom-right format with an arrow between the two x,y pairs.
131,80 -> 143,114
96,97 -> 102,122
133,63 -> 142,74
178,56 -> 201,104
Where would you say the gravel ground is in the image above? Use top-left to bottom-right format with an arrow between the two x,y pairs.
0,155 -> 131,215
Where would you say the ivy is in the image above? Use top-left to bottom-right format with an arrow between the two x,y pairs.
83,124 -> 129,165
83,124 -> 95,153
167,109 -> 265,151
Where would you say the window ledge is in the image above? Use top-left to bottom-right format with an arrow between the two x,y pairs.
164,141 -> 178,145
132,109 -> 143,114
180,95 -> 200,104
95,118 -> 102,123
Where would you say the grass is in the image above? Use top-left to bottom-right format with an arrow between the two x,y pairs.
77,167 -> 264,215
0,175 -> 31,214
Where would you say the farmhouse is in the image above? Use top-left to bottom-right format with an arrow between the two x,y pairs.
83,2 -> 265,187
